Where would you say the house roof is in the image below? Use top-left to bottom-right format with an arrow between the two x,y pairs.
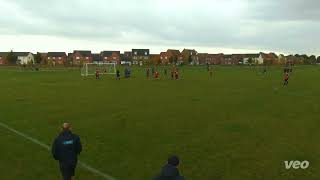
132,49 -> 150,56
245,54 -> 260,58
92,53 -> 101,61
13,52 -> 30,56
261,52 -> 278,59
74,50 -> 91,57
0,52 -> 8,57
101,51 -> 120,57
47,52 -> 66,57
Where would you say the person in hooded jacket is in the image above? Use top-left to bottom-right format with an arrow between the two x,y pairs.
153,156 -> 185,180
52,123 -> 82,180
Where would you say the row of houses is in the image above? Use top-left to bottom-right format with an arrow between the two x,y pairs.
0,49 -> 317,65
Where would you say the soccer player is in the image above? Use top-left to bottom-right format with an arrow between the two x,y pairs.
154,70 -> 159,79
116,69 -> 121,80
52,123 -> 82,180
95,69 -> 100,80
153,156 -> 185,180
283,72 -> 289,86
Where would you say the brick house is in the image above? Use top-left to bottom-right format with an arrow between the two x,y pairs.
122,51 -> 132,62
73,50 -> 92,65
101,51 -> 121,64
181,49 -> 198,65
160,49 -> 183,65
150,54 -> 161,65
92,53 -> 102,63
47,52 -> 67,65
223,54 -> 232,64
37,52 -> 48,64
208,54 -> 224,65
0,52 -> 8,65
261,52 -> 278,65
132,49 -> 150,64
231,54 -> 244,64
132,49 -> 150,65
197,53 -> 208,65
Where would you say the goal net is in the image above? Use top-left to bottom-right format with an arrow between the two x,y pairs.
81,63 -> 116,76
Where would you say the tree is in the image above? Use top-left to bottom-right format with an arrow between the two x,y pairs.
6,51 -> 17,64
34,53 -> 42,64
309,55 -> 317,64
317,56 -> 320,64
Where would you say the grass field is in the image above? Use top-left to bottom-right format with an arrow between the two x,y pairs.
0,65 -> 320,180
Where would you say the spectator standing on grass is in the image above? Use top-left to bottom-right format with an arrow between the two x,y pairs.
153,156 -> 185,180
52,123 -> 82,180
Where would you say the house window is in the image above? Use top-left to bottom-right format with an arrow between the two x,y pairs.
165,57 -> 167,59
113,57 -> 116,60
145,52 -> 147,55
58,57 -> 62,60
53,57 -> 56,59
48,57 -> 51,60
76,57 -> 80,60
134,52 -> 137,55
0,57 -> 2,59
86,57 -> 89,60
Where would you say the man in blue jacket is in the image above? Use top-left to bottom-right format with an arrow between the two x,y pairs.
154,156 -> 185,180
52,123 -> 82,180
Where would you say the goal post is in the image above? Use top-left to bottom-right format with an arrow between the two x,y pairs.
81,62 -> 116,76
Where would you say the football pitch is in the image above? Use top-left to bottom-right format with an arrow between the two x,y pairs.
0,65 -> 319,180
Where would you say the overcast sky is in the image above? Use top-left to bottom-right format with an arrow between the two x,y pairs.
0,0 -> 319,55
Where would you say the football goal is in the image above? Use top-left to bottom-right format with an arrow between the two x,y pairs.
81,62 -> 116,76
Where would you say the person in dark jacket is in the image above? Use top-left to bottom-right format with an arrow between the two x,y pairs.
52,123 -> 82,180
154,156 -> 185,180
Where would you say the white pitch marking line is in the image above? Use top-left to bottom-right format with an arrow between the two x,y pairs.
0,121 -> 116,180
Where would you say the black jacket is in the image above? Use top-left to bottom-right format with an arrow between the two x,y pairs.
154,164 -> 185,180
51,130 -> 82,164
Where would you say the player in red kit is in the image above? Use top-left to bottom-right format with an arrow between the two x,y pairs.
95,69 -> 100,80
154,71 -> 159,79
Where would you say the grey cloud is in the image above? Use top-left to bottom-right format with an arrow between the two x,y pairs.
0,0 -> 320,55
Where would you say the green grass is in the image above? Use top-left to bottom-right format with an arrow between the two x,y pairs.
0,65 -> 320,180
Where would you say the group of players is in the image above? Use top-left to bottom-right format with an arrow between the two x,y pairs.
146,66 -> 180,80
94,64 -> 292,87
